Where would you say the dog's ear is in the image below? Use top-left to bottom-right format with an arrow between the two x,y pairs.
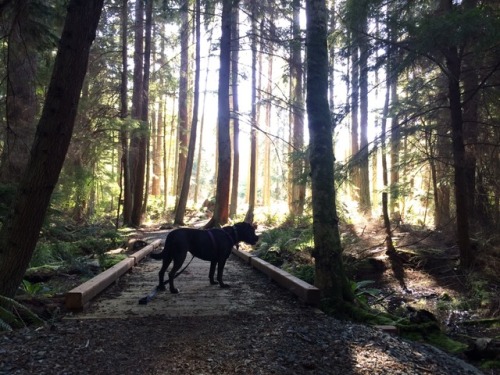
252,222 -> 258,230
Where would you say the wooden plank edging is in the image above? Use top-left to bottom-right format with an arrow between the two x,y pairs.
232,248 -> 321,306
130,239 -> 162,264
65,239 -> 162,310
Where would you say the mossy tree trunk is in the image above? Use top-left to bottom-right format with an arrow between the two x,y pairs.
305,0 -> 354,306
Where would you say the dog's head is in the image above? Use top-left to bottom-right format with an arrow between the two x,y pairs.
233,222 -> 259,245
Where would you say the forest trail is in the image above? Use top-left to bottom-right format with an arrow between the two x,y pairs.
1,230 -> 486,374
74,244 -> 310,319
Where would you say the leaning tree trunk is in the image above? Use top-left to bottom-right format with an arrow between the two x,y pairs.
0,0 -> 104,298
305,0 -> 354,306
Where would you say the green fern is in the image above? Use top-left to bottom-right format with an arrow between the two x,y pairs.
0,295 -> 45,331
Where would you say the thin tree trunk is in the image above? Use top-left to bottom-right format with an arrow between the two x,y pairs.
390,77 -> 400,213
350,44 -> 359,196
229,5 -> 240,218
195,48 -> 212,205
118,0 -> 130,227
245,1 -> 257,224
139,0 -> 154,220
263,19 -> 274,208
358,16 -> 371,214
174,0 -> 201,225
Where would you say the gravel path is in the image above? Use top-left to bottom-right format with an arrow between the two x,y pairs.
0,245 -> 486,374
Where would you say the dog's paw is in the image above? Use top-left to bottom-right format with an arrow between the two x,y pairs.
156,284 -> 166,291
219,283 -> 230,289
210,280 -> 218,285
170,287 -> 180,294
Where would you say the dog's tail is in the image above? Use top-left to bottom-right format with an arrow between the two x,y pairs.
150,250 -> 164,260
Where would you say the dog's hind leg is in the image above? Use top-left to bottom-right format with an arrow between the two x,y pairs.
167,252 -> 187,294
157,255 -> 172,291
209,261 -> 218,285
216,259 -> 230,288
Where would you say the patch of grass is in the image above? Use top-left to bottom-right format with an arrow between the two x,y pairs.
426,332 -> 469,354
284,264 -> 315,285
480,360 -> 500,370
99,254 -> 127,269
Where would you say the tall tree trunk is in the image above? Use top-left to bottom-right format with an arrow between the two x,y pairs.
195,45 -> 212,206
306,0 -> 354,305
389,75 -> 400,213
0,0 -> 104,298
461,0 -> 479,229
126,0 -> 144,226
176,0 -> 190,202
358,16 -> 371,214
439,0 -> 472,268
381,58 -> 395,253
206,0 -> 233,227
174,0 -> 201,225
118,0 -> 131,227
446,47 -> 472,268
290,0 -> 305,217
0,0 -> 37,183
433,97 -> 452,228
139,0 -> 154,220
229,5 -> 240,218
245,1 -> 257,223
350,44 -> 359,197
328,0 -> 336,111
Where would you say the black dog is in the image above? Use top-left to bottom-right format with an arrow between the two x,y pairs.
150,222 -> 258,293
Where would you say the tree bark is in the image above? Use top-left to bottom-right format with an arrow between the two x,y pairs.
290,0 -> 306,217
0,0 -> 104,298
118,0 -> 130,227
358,14 -> 371,214
306,0 -> 354,304
140,0 -> 154,219
176,0 -> 190,202
244,2 -> 257,224
445,46 -> 472,268
229,4 -> 240,218
350,44 -> 359,196
0,0 -> 37,183
125,0 -> 144,226
174,0 -> 201,225
206,0 -> 233,227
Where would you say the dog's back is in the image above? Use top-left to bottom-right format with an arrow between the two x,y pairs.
152,228 -> 230,262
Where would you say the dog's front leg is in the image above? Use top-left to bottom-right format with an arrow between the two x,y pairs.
217,259 -> 229,288
209,261 -> 218,285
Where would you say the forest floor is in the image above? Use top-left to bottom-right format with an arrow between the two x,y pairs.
1,218 -> 499,374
